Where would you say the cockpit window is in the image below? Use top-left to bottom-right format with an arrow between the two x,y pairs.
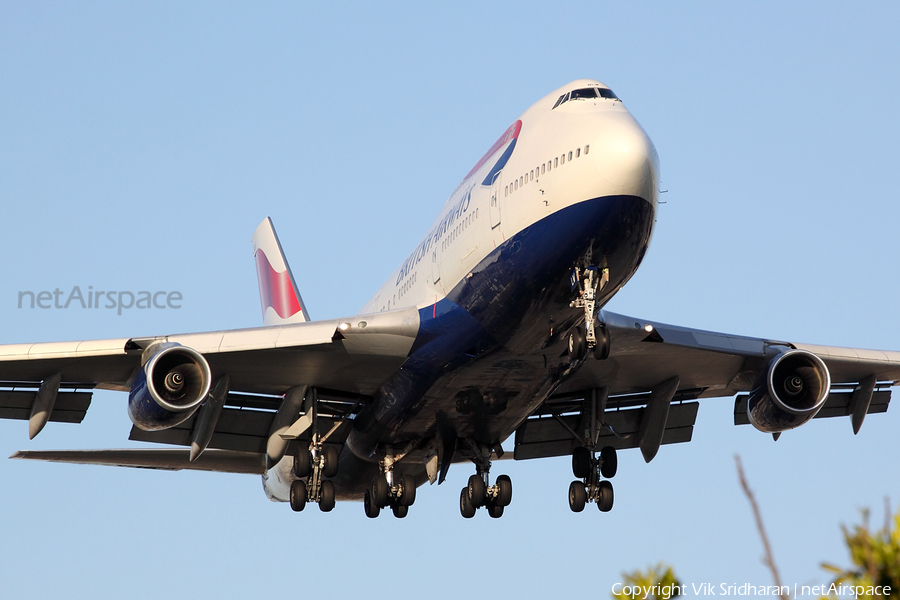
553,87 -> 619,109
570,88 -> 597,100
597,88 -> 618,99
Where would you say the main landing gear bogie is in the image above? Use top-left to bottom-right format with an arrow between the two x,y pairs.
365,472 -> 417,519
459,472 -> 512,519
290,445 -> 341,513
568,445 -> 616,513
364,445 -> 418,519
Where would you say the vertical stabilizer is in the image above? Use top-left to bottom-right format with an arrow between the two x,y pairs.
251,217 -> 310,325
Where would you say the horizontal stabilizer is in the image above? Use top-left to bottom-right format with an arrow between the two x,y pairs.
10,449 -> 265,474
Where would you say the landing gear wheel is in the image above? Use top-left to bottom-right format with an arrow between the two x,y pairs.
293,450 -> 311,478
319,480 -> 335,512
371,474 -> 389,508
594,324 -> 610,360
600,446 -> 617,479
568,481 -> 586,512
400,474 -> 417,506
597,480 -> 614,512
290,480 -> 307,512
568,328 -> 586,360
322,445 -> 339,478
495,474 -> 512,507
459,487 -> 476,519
364,490 -> 380,518
392,503 -> 409,518
572,447 -> 591,479
467,474 -> 486,508
487,502 -> 504,519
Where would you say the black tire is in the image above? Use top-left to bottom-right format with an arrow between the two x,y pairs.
371,474 -> 389,508
600,445 -> 618,479
568,480 -> 586,513
290,480 -> 307,512
597,480 -> 614,512
467,474 -> 486,508
572,446 -> 591,479
319,480 -> 335,512
293,450 -> 311,478
322,445 -> 340,479
594,324 -> 610,360
495,474 -> 512,507
459,487 -> 476,519
392,503 -> 409,519
568,328 -> 586,360
400,474 -> 416,507
364,489 -> 380,518
487,502 -> 504,519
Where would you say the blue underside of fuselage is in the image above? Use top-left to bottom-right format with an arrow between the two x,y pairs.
345,194 -> 654,462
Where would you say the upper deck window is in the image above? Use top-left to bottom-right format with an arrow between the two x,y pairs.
553,87 -> 619,109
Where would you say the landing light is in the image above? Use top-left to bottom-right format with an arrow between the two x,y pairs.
338,322 -> 351,331
644,324 -> 654,333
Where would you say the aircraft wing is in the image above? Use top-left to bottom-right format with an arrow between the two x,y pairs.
560,309 -> 900,396
0,307 -> 420,459
514,309 -> 900,463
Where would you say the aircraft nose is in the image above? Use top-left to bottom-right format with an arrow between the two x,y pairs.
592,114 -> 658,203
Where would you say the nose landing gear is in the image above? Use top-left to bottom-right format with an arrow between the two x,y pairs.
569,266 -> 611,360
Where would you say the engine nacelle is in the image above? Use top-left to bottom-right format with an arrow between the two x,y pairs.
747,349 -> 831,433
128,343 -> 212,431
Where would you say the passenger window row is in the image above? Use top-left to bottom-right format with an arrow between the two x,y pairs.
399,271 -> 417,298
504,144 -> 590,197
442,208 -> 479,251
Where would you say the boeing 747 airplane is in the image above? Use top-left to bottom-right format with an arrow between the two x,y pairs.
3,79 -> 898,518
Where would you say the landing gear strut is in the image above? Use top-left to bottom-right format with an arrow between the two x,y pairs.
459,443 -> 512,518
569,266 -> 611,360
289,387 -> 340,513
568,445 -> 616,512
364,445 -> 418,519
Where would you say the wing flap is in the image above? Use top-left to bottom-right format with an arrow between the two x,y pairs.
127,401 -> 356,454
514,401 -> 699,461
0,390 -> 92,424
128,407 -> 275,454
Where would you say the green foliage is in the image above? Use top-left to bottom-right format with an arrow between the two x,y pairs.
612,563 -> 682,600
820,502 -> 900,599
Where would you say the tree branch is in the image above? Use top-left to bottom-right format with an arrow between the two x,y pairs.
735,455 -> 789,600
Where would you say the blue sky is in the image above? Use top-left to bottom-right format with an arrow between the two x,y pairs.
1,2 -> 898,598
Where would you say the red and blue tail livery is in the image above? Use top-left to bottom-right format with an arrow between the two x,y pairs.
252,217 -> 309,325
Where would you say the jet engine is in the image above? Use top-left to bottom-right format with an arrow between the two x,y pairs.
128,343 -> 212,431
747,349 -> 831,433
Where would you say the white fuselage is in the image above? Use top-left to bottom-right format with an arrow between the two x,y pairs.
265,79 -> 660,503
360,79 -> 659,316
